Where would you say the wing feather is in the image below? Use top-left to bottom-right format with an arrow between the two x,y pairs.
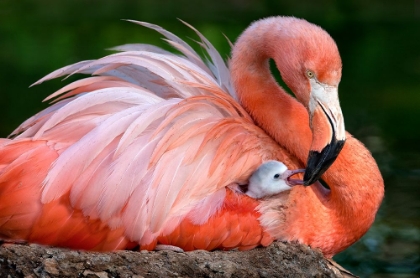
10,20 -> 298,247
127,20 -> 210,74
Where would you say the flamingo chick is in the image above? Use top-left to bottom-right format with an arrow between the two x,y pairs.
245,161 -> 304,199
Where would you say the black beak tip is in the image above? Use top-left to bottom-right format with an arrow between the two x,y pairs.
303,174 -> 316,186
303,139 -> 345,186
303,163 -> 320,186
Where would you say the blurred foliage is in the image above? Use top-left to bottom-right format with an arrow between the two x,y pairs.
0,0 -> 419,276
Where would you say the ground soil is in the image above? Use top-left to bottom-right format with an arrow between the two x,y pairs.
0,241 -> 355,277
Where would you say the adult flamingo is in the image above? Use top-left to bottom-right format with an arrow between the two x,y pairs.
0,16 -> 384,258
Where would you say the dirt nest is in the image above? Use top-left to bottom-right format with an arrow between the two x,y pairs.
0,241 -> 355,277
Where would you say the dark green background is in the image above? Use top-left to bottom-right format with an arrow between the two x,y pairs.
1,1 -> 419,276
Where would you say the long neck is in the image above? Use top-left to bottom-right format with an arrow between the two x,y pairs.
230,20 -> 311,164
229,19 -> 384,257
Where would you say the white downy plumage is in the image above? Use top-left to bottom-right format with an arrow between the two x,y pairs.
246,160 -> 292,199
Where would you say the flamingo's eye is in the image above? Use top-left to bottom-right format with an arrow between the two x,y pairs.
273,173 -> 280,179
306,70 -> 315,79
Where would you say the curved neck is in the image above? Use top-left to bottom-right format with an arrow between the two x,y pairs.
229,19 -> 384,257
229,20 -> 311,164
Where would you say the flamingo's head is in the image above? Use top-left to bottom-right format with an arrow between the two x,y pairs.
273,17 -> 346,185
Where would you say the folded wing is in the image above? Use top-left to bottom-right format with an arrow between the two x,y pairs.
2,22 -> 294,248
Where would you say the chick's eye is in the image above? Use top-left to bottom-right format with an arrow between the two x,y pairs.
273,173 -> 280,179
306,70 -> 315,79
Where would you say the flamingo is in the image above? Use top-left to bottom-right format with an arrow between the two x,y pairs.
243,160 -> 305,199
0,16 -> 384,258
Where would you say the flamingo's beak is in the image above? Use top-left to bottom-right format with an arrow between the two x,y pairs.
303,82 -> 346,185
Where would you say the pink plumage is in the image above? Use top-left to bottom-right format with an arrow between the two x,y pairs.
0,17 -> 383,258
